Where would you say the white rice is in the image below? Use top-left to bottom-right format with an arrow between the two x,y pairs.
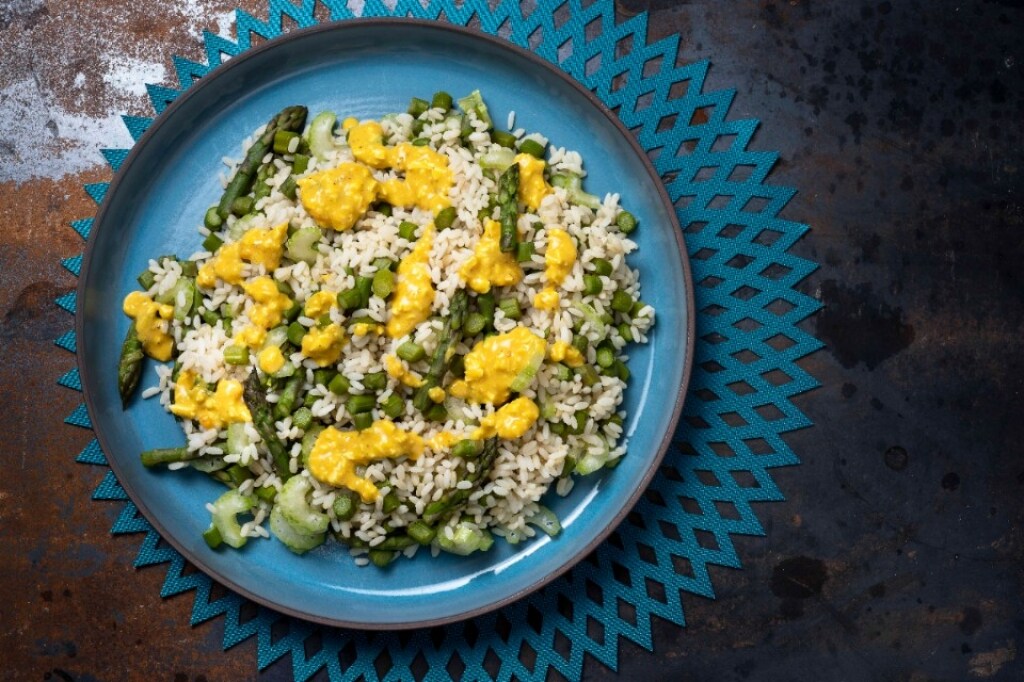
148,98 -> 655,563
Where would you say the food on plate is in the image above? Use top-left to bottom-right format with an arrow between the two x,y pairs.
119,90 -> 654,566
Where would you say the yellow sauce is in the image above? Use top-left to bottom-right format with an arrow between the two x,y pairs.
349,121 -> 454,215
341,117 -> 358,131
459,218 -> 523,294
304,290 -> 337,318
426,431 -> 462,452
515,153 -> 552,211
301,323 -> 345,367
384,354 -> 424,388
471,397 -> 540,440
258,346 -> 286,374
533,287 -> 560,311
449,327 -> 547,405
122,291 -> 175,361
297,162 -> 380,232
544,228 -> 576,286
352,322 -> 383,336
197,223 -> 288,288
549,340 -> 585,368
170,371 -> 251,430
234,276 -> 293,349
428,386 -> 446,403
386,224 -> 435,338
307,421 -> 424,502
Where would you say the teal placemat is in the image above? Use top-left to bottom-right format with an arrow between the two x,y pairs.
57,0 -> 822,678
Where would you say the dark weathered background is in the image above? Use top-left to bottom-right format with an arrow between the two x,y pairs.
2,0 -> 1022,679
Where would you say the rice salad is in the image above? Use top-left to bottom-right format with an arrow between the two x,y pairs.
118,91 -> 654,566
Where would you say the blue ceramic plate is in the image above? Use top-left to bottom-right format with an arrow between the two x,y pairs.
78,19 -> 693,629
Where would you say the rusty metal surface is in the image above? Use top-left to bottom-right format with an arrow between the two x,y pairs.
2,1 -> 1022,680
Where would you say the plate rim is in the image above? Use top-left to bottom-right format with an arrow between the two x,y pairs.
76,16 -> 695,629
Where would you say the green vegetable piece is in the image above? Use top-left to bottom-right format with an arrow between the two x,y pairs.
618,323 -> 634,343
202,233 -> 224,253
497,163 -> 520,252
631,300 -> 647,317
591,258 -> 613,276
492,130 -> 518,149
516,242 -> 535,263
380,394 -> 405,419
396,341 -> 425,363
333,491 -> 357,521
372,268 -> 395,299
382,491 -> 401,514
412,290 -> 468,412
202,525 -> 223,549
273,129 -> 299,155
616,210 -> 638,234
286,321 -> 307,346
353,412 -> 373,430
526,505 -> 562,537
306,111 -> 338,161
209,488 -> 257,549
364,371 -> 387,392
118,324 -> 144,407
398,221 -> 418,240
242,374 -> 293,480
375,202 -> 393,217
278,475 -> 329,534
292,153 -> 310,175
425,403 -> 448,422
273,374 -> 303,420
583,275 -> 604,296
300,424 -> 324,465
509,350 -> 544,393
431,91 -> 453,111
552,363 -> 572,382
437,522 -> 494,556
337,287 -> 363,312
347,394 -> 376,415
216,104 -> 307,220
292,406 -> 313,430
518,138 -> 546,159
449,353 -> 466,379
285,226 -> 322,264
578,364 -> 601,387
223,344 -> 250,366
137,268 -> 157,290
615,359 -> 631,381
452,439 -> 483,459
329,374 -> 351,395
596,344 -> 615,369
140,447 -> 195,468
355,275 -> 373,308
256,485 -> 278,503
411,137 -> 430,146
435,206 -> 457,230
408,97 -> 429,118
231,195 -> 254,217
463,311 -> 486,337
407,520 -> 436,545
280,175 -> 298,200
204,206 -> 223,230
269,505 -> 325,554
456,90 -> 493,128
498,297 -> 521,320
368,549 -> 397,567
611,289 -> 634,313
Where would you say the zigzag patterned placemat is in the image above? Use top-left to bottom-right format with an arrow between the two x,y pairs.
57,1 -> 821,678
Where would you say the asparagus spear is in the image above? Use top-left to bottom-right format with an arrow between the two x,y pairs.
140,446 -> 198,467
422,438 -> 498,523
242,373 -> 293,481
118,324 -> 144,408
412,289 -> 468,412
497,163 -> 519,252
216,105 -> 308,221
